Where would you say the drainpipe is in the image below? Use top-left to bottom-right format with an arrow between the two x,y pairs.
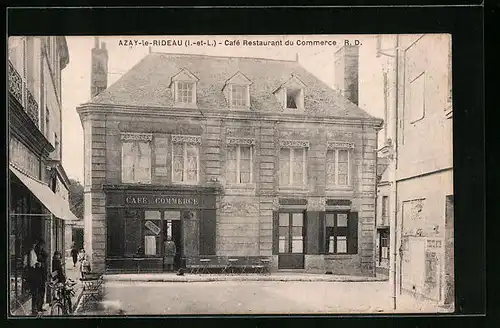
391,35 -> 400,310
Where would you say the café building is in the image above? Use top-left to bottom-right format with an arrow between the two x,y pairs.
78,45 -> 382,275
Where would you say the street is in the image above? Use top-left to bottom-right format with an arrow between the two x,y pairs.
84,280 -> 446,315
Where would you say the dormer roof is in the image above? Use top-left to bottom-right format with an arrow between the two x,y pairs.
273,74 -> 307,94
169,67 -> 199,87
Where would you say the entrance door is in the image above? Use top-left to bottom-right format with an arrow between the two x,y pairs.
163,211 -> 183,271
278,211 -> 305,269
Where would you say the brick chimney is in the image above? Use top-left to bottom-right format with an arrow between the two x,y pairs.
90,37 -> 108,98
334,45 -> 359,105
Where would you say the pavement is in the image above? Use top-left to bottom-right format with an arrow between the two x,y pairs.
79,280 -> 451,315
103,272 -> 388,283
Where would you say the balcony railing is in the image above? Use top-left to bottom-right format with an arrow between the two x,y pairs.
8,60 -> 39,128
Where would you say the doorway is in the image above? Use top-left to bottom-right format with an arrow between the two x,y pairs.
163,211 -> 183,271
278,211 -> 306,269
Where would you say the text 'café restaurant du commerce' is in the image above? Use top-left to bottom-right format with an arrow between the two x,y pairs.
78,48 -> 382,275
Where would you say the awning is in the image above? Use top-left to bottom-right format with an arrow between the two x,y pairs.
10,164 -> 79,221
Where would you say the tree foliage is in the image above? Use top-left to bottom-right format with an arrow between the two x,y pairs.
68,178 -> 84,219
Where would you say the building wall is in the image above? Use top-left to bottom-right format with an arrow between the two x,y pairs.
80,109 -> 379,275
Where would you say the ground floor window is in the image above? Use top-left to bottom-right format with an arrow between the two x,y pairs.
378,229 -> 390,267
324,211 -> 358,255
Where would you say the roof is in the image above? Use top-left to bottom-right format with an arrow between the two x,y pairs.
88,53 -> 377,120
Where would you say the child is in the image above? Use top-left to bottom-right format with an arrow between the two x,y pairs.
80,254 -> 91,279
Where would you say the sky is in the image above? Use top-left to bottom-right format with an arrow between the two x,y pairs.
61,35 -> 385,183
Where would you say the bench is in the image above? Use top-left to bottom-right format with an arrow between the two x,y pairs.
80,273 -> 104,309
185,256 -> 271,274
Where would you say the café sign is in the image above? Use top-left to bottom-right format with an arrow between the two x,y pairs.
125,195 -> 200,206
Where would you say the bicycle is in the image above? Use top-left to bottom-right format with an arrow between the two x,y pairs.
48,279 -> 77,315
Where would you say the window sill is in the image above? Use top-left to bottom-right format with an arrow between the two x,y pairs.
324,254 -> 356,260
225,183 -> 256,190
172,181 -> 199,186
120,181 -> 152,185
173,102 -> 198,109
228,106 -> 251,111
278,186 -> 310,195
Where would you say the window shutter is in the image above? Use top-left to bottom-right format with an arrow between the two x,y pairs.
318,212 -> 325,254
348,212 -> 358,254
272,211 -> 279,255
306,211 -> 320,254
200,209 -> 216,255
106,208 -> 123,256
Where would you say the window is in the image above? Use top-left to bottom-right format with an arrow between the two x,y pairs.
325,213 -> 348,254
172,136 -> 200,184
230,85 -> 248,108
227,145 -> 253,184
176,82 -> 194,103
279,147 -> 307,186
278,212 -> 304,254
286,88 -> 302,109
143,211 -> 162,256
381,196 -> 389,226
378,229 -> 389,266
123,209 -> 142,256
121,136 -> 152,184
408,72 -> 425,123
45,107 -> 50,140
326,148 -> 351,187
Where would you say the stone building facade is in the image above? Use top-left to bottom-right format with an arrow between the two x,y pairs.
8,36 -> 78,314
374,34 -> 453,306
78,47 -> 382,275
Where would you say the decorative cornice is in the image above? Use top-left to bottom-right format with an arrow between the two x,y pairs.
120,132 -> 153,142
172,134 -> 202,145
226,137 -> 255,146
327,141 -> 355,149
280,139 -> 309,148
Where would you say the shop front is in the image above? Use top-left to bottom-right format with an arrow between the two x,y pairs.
103,185 -> 218,273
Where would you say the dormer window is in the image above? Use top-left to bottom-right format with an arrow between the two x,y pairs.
170,68 -> 199,107
274,75 -> 306,110
224,71 -> 252,109
286,88 -> 302,109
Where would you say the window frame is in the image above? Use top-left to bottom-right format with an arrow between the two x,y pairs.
171,140 -> 200,185
175,81 -> 196,104
381,195 -> 389,226
229,84 -> 249,109
226,144 -> 254,185
326,148 -> 352,188
121,138 -> 152,184
279,147 -> 308,187
324,211 -> 350,255
278,210 -> 306,254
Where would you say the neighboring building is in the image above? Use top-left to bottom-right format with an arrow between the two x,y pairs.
77,44 -> 383,275
8,36 -> 79,313
374,34 -> 453,307
375,156 -> 390,277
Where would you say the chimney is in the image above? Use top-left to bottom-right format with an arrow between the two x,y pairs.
334,45 -> 359,105
90,37 -> 108,98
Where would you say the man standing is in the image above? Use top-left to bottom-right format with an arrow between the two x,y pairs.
35,240 -> 49,313
163,236 -> 176,272
23,240 -> 41,315
70,242 -> 79,268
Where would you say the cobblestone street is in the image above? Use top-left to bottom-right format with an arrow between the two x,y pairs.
78,280 -> 449,315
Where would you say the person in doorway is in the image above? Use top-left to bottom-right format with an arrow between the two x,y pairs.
70,242 -> 79,268
163,236 -> 176,272
35,240 -> 49,313
23,239 -> 42,315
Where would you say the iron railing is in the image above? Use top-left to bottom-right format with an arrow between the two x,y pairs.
8,60 -> 39,128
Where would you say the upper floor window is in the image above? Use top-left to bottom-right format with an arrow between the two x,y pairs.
326,141 -> 354,188
176,82 -> 194,103
381,195 -> 389,226
230,85 -> 248,108
172,135 -> 201,184
226,138 -> 255,184
224,71 -> 252,109
279,140 -> 309,187
170,68 -> 199,106
274,75 -> 306,110
121,133 -> 152,184
408,72 -> 425,123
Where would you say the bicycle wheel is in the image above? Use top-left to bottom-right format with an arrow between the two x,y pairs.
50,302 -> 64,316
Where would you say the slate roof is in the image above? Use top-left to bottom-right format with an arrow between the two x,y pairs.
89,52 -> 377,119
